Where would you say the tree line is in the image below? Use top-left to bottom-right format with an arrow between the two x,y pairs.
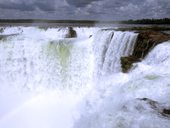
0,18 -> 169,24
120,18 -> 170,24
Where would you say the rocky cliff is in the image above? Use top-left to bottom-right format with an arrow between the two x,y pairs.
121,31 -> 170,72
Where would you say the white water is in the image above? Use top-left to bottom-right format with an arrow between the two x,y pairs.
74,41 -> 170,128
0,27 -> 170,128
0,27 -> 95,128
93,30 -> 138,75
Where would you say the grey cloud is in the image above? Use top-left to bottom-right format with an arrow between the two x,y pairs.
84,0 -> 170,20
0,0 -> 61,11
34,1 -> 56,11
65,0 -> 100,7
0,0 -> 169,20
0,1 -> 35,11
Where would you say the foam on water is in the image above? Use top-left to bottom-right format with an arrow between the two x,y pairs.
0,26 -> 170,128
0,26 -> 95,128
74,41 -> 170,128
93,30 -> 138,75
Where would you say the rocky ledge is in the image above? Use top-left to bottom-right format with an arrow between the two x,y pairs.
121,31 -> 170,73
122,98 -> 170,118
65,27 -> 77,38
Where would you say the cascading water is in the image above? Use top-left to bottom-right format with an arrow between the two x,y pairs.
74,41 -> 170,128
0,26 -> 170,128
93,30 -> 138,75
0,27 -> 95,128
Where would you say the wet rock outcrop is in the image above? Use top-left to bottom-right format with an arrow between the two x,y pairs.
0,27 -> 4,33
0,35 -> 10,41
122,98 -> 170,118
65,27 -> 77,38
138,98 -> 170,117
121,31 -> 170,72
0,34 -> 19,41
121,56 -> 140,73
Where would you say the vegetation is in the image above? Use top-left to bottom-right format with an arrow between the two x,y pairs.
0,19 -> 96,24
120,18 -> 170,24
0,18 -> 169,25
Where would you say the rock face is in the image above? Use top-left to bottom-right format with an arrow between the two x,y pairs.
132,31 -> 170,58
121,31 -> 170,72
120,56 -> 140,73
138,98 -> 170,117
65,27 -> 77,38
122,98 -> 170,118
0,34 -> 19,41
0,27 -> 4,33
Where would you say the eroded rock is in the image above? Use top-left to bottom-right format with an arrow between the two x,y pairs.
122,98 -> 170,118
121,31 -> 170,72
121,56 -> 140,73
133,31 -> 170,58
65,27 -> 77,38
138,98 -> 170,117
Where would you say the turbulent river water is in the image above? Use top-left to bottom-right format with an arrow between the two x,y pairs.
0,26 -> 170,128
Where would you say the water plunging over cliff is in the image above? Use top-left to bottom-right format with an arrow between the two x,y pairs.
93,30 -> 138,75
0,26 -> 170,128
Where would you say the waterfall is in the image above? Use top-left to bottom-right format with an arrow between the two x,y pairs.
74,41 -> 170,128
93,30 -> 138,75
0,26 -> 170,128
0,27 -> 95,128
0,27 -> 95,90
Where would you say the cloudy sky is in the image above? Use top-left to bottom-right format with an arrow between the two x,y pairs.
0,0 -> 169,20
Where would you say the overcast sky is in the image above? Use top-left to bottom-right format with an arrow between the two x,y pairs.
0,0 -> 169,20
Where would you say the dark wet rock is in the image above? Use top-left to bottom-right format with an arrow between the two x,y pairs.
65,27 -> 77,38
122,98 -> 170,118
0,35 -> 8,41
132,31 -> 170,58
121,56 -> 141,73
89,35 -> 92,38
138,98 -> 170,117
138,98 -> 160,110
0,34 -> 19,41
0,27 -> 4,33
121,31 -> 170,72
163,109 -> 170,115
